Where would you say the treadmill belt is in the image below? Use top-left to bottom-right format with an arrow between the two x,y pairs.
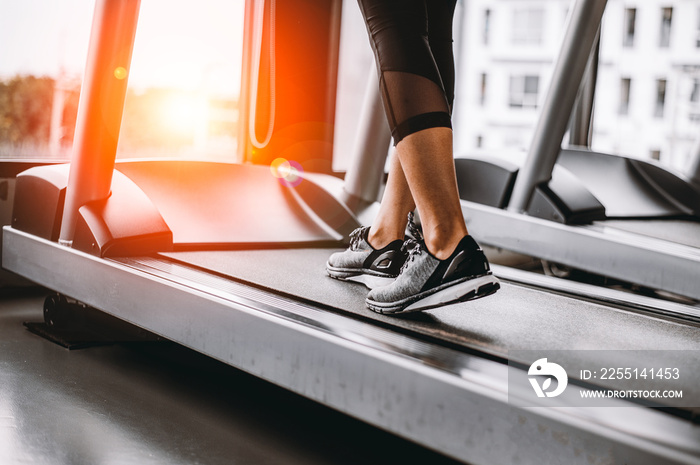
159,249 -> 700,354
153,248 -> 700,411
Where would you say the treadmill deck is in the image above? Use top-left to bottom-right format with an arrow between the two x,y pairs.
159,248 -> 700,352
158,247 -> 700,408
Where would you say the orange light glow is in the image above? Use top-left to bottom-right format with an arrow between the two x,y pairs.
270,157 -> 303,187
114,66 -> 128,80
270,157 -> 289,178
160,93 -> 208,133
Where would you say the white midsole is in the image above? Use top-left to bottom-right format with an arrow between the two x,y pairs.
402,275 -> 499,312
346,273 -> 396,290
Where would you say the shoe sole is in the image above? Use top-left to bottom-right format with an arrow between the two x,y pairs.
366,274 -> 500,314
326,264 -> 396,289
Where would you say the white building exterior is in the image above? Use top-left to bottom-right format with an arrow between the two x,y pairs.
454,0 -> 700,174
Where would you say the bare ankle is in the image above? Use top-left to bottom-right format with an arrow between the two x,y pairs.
423,227 -> 468,260
367,227 -> 403,250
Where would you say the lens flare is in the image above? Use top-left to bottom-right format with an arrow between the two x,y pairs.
114,66 -> 128,80
270,157 -> 290,178
270,158 -> 303,187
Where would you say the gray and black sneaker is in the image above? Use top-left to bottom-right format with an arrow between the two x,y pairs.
365,235 -> 500,314
326,226 -> 407,289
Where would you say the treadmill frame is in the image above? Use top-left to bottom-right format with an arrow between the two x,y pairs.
462,200 -> 700,301
5,226 -> 700,465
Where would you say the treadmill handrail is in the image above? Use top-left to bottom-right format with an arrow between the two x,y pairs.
59,0 -> 141,246
508,0 -> 608,213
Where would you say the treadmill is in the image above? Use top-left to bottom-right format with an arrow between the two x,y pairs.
448,0 -> 700,301
3,1 -> 700,464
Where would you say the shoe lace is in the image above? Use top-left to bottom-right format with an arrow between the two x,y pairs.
399,238 -> 422,274
348,227 -> 368,251
406,211 -> 423,241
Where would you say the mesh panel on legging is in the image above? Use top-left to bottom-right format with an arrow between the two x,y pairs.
358,0 -> 457,145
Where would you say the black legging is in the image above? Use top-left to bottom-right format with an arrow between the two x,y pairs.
357,0 -> 457,145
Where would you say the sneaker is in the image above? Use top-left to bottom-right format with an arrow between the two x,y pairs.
326,226 -> 407,289
365,235 -> 500,314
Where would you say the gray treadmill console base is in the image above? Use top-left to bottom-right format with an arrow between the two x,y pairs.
454,155 -> 606,225
558,149 -> 700,219
12,164 -> 70,241
72,170 -> 174,257
11,160 -> 360,256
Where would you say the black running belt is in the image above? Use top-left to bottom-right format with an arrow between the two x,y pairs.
156,249 -> 700,412
159,249 -> 699,351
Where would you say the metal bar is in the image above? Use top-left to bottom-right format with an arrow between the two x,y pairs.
237,0 -> 256,163
342,66 -> 391,205
463,199 -> 700,300
4,226 -> 699,465
508,0 -> 608,213
568,27 -> 600,148
491,264 -> 700,324
58,0 -> 141,246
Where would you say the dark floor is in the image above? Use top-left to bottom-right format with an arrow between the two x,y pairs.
0,289 -> 464,465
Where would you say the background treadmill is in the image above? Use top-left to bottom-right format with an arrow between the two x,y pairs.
447,0 -> 700,302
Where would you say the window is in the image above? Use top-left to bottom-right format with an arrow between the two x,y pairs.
650,149 -> 661,160
483,9 -> 491,46
691,78 -> 700,103
696,8 -> 700,47
511,8 -> 544,46
660,7 -> 673,48
655,79 -> 667,118
623,8 -> 636,47
476,135 -> 483,148
509,75 -> 540,109
0,1 -> 245,160
619,78 -> 631,115
479,73 -> 487,106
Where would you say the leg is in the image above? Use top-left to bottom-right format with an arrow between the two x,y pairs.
360,0 -> 463,258
367,151 -> 415,248
405,0 -> 464,259
357,0 -> 499,313
395,127 -> 467,259
370,126 -> 466,260
426,0 -> 457,113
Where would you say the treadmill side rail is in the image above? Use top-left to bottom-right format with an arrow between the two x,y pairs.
463,200 -> 700,301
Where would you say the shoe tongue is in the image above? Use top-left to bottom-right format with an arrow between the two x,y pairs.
362,227 -> 370,243
406,212 -> 423,241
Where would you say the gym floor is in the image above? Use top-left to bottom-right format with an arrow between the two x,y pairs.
0,289 -> 463,465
